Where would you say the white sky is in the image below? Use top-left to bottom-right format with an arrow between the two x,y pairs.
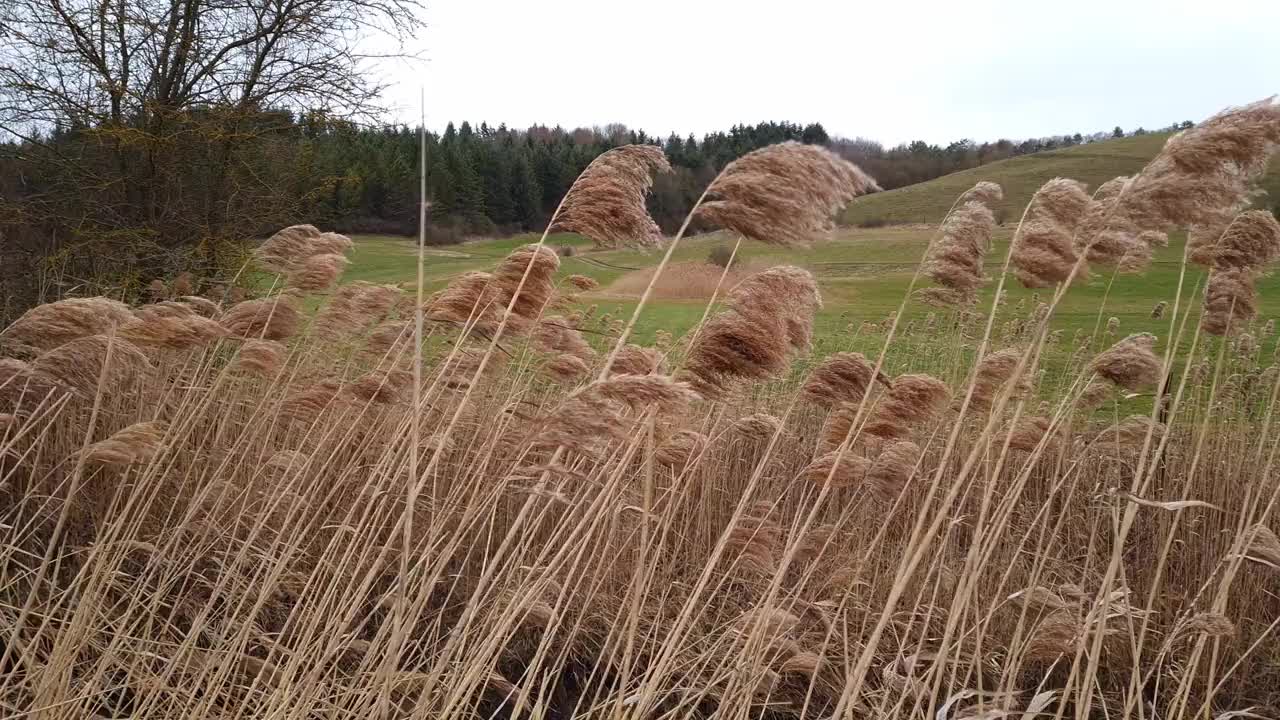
374,0 -> 1280,146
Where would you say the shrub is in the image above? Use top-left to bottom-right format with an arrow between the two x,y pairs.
707,243 -> 738,268
856,216 -> 889,228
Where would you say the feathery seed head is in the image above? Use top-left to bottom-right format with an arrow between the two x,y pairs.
1092,333 -> 1161,390
551,144 -> 670,249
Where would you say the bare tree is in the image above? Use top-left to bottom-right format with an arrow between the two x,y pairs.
0,0 -> 422,311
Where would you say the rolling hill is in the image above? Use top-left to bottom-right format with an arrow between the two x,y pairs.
842,133 -> 1280,226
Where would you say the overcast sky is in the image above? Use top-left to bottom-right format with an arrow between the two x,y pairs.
374,0 -> 1280,146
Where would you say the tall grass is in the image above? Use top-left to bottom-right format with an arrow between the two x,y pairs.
3,101 -> 1280,719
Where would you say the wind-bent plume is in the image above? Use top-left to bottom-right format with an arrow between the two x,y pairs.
118,310 -> 229,350
255,225 -> 354,274
221,297 -> 302,342
81,421 -> 166,467
550,145 -> 671,250
609,345 -> 664,376
544,354 -> 590,383
316,282 -> 403,339
804,451 -> 870,488
726,266 -> 823,351
232,340 -> 287,377
655,429 -> 708,470
863,374 -> 951,441
287,253 -> 350,292
1078,176 -> 1167,271
566,274 -> 600,291
586,374 -> 699,415
1210,210 -> 1280,269
957,181 -> 1004,209
731,412 -> 782,440
492,244 -> 562,329
696,141 -> 880,247
1011,178 -> 1091,288
1091,333 -> 1161,390
1201,267 -> 1259,336
968,347 -> 1030,412
29,334 -> 151,395
533,316 -> 595,362
2,297 -> 136,351
1111,98 -> 1280,268
681,266 -> 820,399
802,352 -> 879,408
921,196 -> 997,304
866,440 -> 920,501
426,272 -> 505,334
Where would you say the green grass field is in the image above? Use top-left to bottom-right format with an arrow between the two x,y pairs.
342,225 -> 1279,372
841,133 -> 1280,226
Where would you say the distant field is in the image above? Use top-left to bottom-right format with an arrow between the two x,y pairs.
343,224 -> 1280,383
841,133 -> 1280,226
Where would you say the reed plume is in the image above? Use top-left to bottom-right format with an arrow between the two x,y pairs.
957,180 -> 1004,209
1011,178 -> 1091,288
1091,333 -> 1161,390
544,354 -> 590,383
550,145 -> 670,249
281,379 -> 345,424
1201,266 -> 1258,336
731,412 -> 781,440
2,297 -> 136,351
81,421 -> 166,467
696,142 -> 879,247
286,252 -> 350,292
29,334 -> 151,394
221,297 -> 301,341
118,310 -> 228,350
1110,98 -> 1280,267
655,429 -> 708,470
566,274 -> 600,291
921,191 -> 997,303
609,345 -> 664,376
533,317 -> 595,362
866,440 -> 920,501
346,369 -> 413,405
426,272 -> 505,334
1209,210 -> 1280,269
493,244 -> 562,329
803,450 -> 870,488
231,340 -> 286,377
863,373 -> 950,440
255,225 -> 352,273
968,347 -> 1029,412
726,266 -> 823,350
801,352 -> 879,408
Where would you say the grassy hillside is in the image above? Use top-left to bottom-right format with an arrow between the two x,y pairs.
842,133 -> 1280,225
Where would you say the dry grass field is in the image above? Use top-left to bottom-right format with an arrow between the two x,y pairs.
3,102 -> 1280,720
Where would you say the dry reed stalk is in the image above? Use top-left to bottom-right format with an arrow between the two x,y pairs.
550,145 -> 670,249
221,297 -> 302,341
1091,333 -> 1161,390
1,297 -> 136,351
1010,178 -> 1091,288
80,421 -> 166,467
696,142 -> 879,247
1201,267 -> 1259,336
